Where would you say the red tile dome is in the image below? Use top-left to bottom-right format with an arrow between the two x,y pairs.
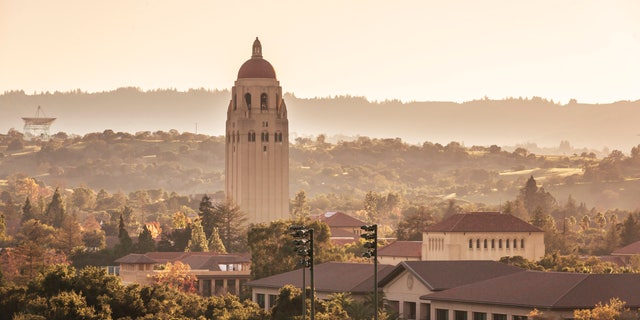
237,37 -> 277,79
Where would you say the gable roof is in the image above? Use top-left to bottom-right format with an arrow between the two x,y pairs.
378,241 -> 422,258
422,270 -> 640,309
612,240 -> 640,255
424,212 -> 542,233
246,262 -> 394,294
379,260 -> 524,291
312,211 -> 366,228
114,252 -> 250,271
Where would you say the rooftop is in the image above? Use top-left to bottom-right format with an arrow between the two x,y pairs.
425,212 -> 542,233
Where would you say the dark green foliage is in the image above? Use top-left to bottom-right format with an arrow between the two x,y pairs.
198,194 -> 217,240
620,213 -> 640,246
136,225 -> 156,253
396,206 -> 437,241
44,188 -> 66,228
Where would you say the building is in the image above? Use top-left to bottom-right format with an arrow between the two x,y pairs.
422,270 -> 640,320
611,240 -> 640,266
225,37 -> 289,224
422,212 -> 545,261
379,260 -> 524,320
114,252 -> 251,297
244,262 -> 394,310
310,211 -> 367,245
377,241 -> 422,265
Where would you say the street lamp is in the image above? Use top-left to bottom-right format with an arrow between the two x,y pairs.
290,225 -> 315,320
361,224 -> 378,320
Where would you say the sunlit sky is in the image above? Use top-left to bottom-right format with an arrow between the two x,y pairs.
1,0 -> 639,103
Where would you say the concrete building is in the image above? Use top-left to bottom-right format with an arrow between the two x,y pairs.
114,252 -> 251,297
422,212 -> 545,261
422,270 -> 640,320
225,37 -> 289,223
377,241 -> 422,265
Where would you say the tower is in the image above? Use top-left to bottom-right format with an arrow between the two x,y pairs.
225,38 -> 289,223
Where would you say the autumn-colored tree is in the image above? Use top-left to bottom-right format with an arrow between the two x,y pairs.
208,227 -> 227,254
363,191 -> 379,223
54,214 -> 84,255
150,261 -> 197,293
574,298 -> 629,320
186,219 -> 208,252
291,190 -> 311,221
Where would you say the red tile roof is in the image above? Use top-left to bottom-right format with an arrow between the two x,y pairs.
612,240 -> 640,255
425,212 -> 542,233
378,241 -> 422,258
245,262 -> 394,294
379,261 -> 524,290
312,211 -> 366,228
422,271 -> 640,309
115,252 -> 249,271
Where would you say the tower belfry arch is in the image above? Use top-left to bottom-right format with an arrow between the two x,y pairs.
22,106 -> 56,141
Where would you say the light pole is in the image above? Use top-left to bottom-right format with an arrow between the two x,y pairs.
361,224 -> 378,320
290,225 -> 314,320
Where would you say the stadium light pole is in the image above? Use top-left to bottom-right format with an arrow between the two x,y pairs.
361,224 -> 378,320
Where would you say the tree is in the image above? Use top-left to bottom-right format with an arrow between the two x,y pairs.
136,225 -> 156,253
517,176 -> 556,218
15,219 -> 59,280
363,191 -> 379,223
44,188 -> 66,228
114,214 -> 133,257
54,214 -> 84,255
186,219 -> 208,252
291,190 -> 311,221
82,229 -> 106,252
574,298 -> 628,320
21,197 -> 38,222
620,213 -> 640,246
396,206 -> 436,241
208,227 -> 227,254
198,194 -> 217,240
0,213 -> 6,242
212,199 -> 247,252
149,261 -> 197,293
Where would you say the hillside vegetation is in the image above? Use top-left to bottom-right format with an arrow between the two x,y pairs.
1,130 -> 639,212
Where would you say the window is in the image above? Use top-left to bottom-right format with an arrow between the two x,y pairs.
455,310 -> 468,320
499,239 -> 502,249
269,294 -> 277,309
492,314 -> 507,320
513,239 -> 517,249
244,93 -> 251,110
491,239 -> 495,249
248,131 -> 256,142
262,121 -> 268,127
436,309 -> 449,320
256,293 -> 265,308
233,94 -> 237,110
506,239 -> 510,248
403,302 -> 416,319
476,239 -> 480,248
484,239 -> 488,249
469,239 -> 473,249
521,239 -> 525,248
512,316 -> 527,320
261,93 -> 268,110
473,312 -> 487,320
263,146 -> 267,152
215,279 -> 224,295
202,279 -> 211,296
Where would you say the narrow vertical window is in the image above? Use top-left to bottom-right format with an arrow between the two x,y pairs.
513,239 -> 517,249
476,239 -> 480,248
521,239 -> 525,248
484,239 -> 487,249
491,239 -> 495,249
469,239 -> 473,249
245,93 -> 252,110
261,93 -> 268,110
499,239 -> 502,249
233,94 -> 237,110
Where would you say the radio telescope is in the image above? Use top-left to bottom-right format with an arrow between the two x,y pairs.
22,106 -> 56,141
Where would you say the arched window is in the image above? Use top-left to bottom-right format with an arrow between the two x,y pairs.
248,131 -> 256,142
261,93 -> 268,110
476,239 -> 480,248
521,239 -> 525,248
484,239 -> 488,249
265,132 -> 269,142
491,239 -> 495,249
245,93 -> 252,110
469,239 -> 473,249
513,239 -> 518,249
261,132 -> 265,142
506,239 -> 510,249
499,239 -> 503,249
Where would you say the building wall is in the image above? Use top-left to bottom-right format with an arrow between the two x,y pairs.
422,232 -> 545,261
225,77 -> 289,224
378,255 -> 420,266
427,300 -> 572,320
383,270 -> 432,320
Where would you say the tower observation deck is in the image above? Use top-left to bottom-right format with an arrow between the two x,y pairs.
22,106 -> 56,141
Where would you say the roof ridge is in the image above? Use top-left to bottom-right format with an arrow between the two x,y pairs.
403,261 -> 436,291
449,214 -> 465,231
550,272 -> 590,307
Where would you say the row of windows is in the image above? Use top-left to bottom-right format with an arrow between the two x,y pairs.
428,238 -> 445,251
227,131 -> 284,143
437,309 -> 525,320
233,93 -> 278,111
255,293 -> 278,309
468,238 -> 525,250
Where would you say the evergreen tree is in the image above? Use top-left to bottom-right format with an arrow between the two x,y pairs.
0,213 -> 6,242
45,188 -> 66,228
620,213 -> 640,246
187,219 -> 208,252
114,214 -> 133,257
54,214 -> 84,255
198,194 -> 218,240
291,190 -> 311,221
21,197 -> 37,222
212,199 -> 247,252
208,227 -> 227,254
363,191 -> 379,223
136,225 -> 156,253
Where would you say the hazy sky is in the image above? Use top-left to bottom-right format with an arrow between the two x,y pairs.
1,0 -> 639,103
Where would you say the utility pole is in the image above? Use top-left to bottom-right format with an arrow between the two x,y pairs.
361,224 -> 378,320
